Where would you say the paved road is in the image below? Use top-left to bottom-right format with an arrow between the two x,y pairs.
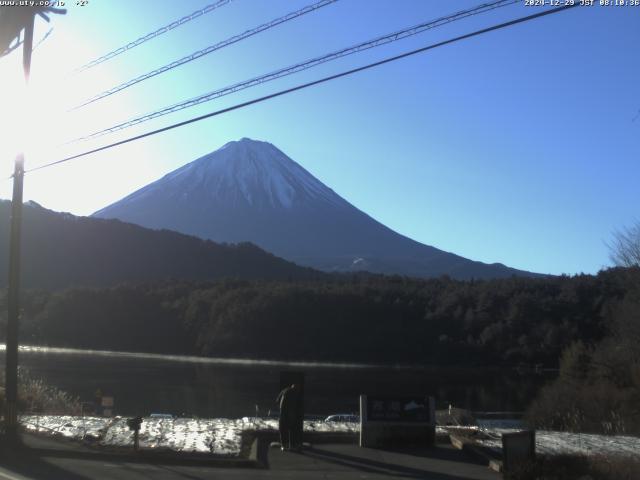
0,434 -> 497,480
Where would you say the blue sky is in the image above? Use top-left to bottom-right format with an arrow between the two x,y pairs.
0,0 -> 638,276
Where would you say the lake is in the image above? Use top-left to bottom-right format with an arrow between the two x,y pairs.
14,345 -> 554,418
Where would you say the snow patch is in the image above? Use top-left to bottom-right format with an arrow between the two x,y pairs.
20,415 -> 357,457
22,414 -> 640,460
473,426 -> 640,458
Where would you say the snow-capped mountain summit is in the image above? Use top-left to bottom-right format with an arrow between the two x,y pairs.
135,138 -> 345,211
93,138 -> 535,279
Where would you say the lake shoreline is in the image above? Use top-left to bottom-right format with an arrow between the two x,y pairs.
5,343 -> 559,372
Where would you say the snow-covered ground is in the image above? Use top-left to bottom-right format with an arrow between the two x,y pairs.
475,427 -> 640,458
20,415 -> 357,456
20,415 -> 640,459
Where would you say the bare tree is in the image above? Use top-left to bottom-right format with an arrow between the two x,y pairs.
609,221 -> 640,267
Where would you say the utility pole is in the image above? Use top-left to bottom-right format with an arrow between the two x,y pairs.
2,5 -> 64,440
5,154 -> 25,439
4,10 -> 33,441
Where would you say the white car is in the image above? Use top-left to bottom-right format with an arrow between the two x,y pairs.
324,414 -> 359,423
149,413 -> 174,419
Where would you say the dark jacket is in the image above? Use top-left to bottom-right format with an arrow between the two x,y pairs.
276,386 -> 299,419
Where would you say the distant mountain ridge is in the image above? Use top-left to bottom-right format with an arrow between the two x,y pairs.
94,138 -> 538,279
0,200 -> 319,289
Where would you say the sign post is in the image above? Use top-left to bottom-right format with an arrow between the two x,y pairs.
127,416 -> 143,451
101,396 -> 114,417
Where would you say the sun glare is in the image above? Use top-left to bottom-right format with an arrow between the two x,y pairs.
0,56 -> 28,168
0,17 -> 163,214
0,19 -> 110,180
0,52 -> 67,173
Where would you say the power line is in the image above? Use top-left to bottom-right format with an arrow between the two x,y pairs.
72,0 -> 338,109
26,3 -> 578,176
2,27 -> 54,57
32,27 -> 53,52
72,0 -> 519,141
73,0 -> 234,74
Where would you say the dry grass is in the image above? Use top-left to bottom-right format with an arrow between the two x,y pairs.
0,367 -> 80,415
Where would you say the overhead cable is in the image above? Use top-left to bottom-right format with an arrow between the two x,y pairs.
26,3 -> 578,175
72,0 -> 519,141
72,0 -> 339,108
73,0 -> 235,73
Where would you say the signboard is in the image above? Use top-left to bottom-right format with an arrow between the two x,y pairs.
366,396 -> 433,423
359,394 -> 435,448
101,396 -> 114,408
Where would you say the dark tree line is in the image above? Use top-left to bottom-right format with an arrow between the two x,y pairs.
3,267 -> 638,367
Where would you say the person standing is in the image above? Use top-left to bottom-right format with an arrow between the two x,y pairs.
276,383 -> 300,451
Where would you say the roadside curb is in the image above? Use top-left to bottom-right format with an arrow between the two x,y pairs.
13,428 -> 359,470
9,431 -> 266,469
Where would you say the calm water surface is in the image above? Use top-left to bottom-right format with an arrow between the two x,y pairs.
15,346 -> 554,418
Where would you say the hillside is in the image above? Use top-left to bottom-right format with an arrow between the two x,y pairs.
0,200 -> 320,289
13,268 -> 637,365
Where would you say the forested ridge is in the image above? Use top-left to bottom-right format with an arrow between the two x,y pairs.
0,201 -> 320,289
5,267 -> 637,367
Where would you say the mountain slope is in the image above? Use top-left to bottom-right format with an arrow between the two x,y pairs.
94,138 -> 537,279
0,200 -> 319,289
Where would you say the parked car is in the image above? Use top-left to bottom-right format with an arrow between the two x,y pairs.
324,414 -> 359,423
149,413 -> 174,419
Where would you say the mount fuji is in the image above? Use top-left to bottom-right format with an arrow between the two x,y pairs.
93,138 -> 535,279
